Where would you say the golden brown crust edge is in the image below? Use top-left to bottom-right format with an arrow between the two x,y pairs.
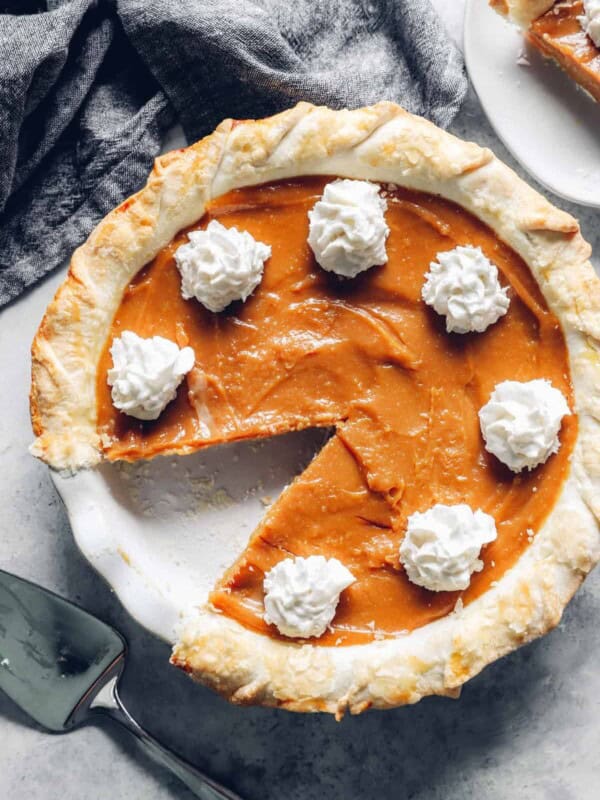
30,103 -> 600,715
488,0 -> 555,26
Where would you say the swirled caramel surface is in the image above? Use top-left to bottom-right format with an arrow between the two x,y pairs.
97,177 -> 576,645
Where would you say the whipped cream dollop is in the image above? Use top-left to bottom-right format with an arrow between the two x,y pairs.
108,331 -> 195,420
174,220 -> 271,313
580,0 -> 600,47
479,379 -> 570,473
400,503 -> 497,592
307,179 -> 389,278
422,245 -> 510,334
263,555 -> 355,638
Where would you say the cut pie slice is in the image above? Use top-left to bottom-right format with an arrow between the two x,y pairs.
31,103 -> 600,717
490,0 -> 600,102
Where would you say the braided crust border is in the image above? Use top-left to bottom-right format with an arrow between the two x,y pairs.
30,103 -> 600,715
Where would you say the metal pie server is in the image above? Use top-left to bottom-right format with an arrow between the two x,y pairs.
0,568 -> 242,800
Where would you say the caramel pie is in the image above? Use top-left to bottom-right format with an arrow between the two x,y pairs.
30,104 -> 600,717
490,0 -> 600,102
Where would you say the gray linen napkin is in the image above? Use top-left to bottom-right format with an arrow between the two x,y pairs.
0,0 -> 467,307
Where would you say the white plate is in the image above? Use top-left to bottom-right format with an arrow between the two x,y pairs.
464,0 -> 600,208
53,429 -> 328,643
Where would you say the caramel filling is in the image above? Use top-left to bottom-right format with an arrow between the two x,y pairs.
97,177 -> 576,646
528,1 -> 600,103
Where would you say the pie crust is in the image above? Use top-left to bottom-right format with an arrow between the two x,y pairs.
489,0 -> 556,26
30,103 -> 600,716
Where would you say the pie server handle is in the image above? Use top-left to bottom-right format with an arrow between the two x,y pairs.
91,676 -> 243,800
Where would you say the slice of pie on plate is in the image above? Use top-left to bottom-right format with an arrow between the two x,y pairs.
490,0 -> 600,102
30,103 -> 600,717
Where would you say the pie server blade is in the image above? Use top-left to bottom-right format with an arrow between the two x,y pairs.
0,568 -> 242,800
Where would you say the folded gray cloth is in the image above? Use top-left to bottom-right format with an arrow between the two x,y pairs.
0,0 -> 467,307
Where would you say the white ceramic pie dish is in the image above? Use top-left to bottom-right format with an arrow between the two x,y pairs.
464,0 -> 600,209
52,429 -> 328,643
